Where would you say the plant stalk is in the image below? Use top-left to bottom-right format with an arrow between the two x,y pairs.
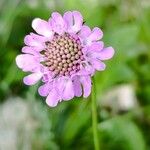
91,77 -> 100,150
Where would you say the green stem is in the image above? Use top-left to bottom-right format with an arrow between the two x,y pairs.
91,77 -> 100,150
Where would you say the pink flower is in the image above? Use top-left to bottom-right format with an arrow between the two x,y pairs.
16,11 -> 114,107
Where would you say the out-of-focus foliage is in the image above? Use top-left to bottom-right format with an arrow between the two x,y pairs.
0,0 -> 150,150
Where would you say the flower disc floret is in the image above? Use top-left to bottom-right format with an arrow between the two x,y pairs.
43,33 -> 84,77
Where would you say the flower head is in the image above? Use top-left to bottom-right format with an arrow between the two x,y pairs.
16,11 -> 114,107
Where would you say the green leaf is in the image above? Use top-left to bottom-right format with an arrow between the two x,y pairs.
100,117 -> 146,150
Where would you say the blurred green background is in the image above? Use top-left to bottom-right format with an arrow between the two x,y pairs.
0,0 -> 150,150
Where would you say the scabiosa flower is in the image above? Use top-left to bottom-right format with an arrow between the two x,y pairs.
16,11 -> 114,107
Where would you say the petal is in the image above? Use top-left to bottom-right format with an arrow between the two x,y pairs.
85,42 -> 104,60
49,12 -> 66,34
80,61 -> 95,75
76,68 -> 91,76
42,72 -> 53,82
73,77 -> 82,97
22,46 -> 40,55
79,26 -> 103,46
24,33 -> 45,48
23,72 -> 42,85
63,11 -> 72,27
91,59 -> 106,71
46,88 -> 61,107
79,25 -> 91,39
16,54 -> 40,72
88,27 -> 103,41
55,77 -> 66,96
63,11 -> 83,33
80,76 -> 91,98
72,11 -> 83,31
38,82 -> 52,97
32,18 -> 53,37
87,41 -> 104,52
97,47 -> 115,60
62,79 -> 74,100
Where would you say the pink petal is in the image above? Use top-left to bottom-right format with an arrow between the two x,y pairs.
73,77 -> 82,97
38,82 -> 53,97
91,59 -> 106,71
80,61 -> 95,75
85,42 -> 104,60
55,77 -> 66,96
42,72 -> 53,82
79,25 -> 91,39
22,46 -> 40,55
24,33 -> 45,49
76,69 -> 92,76
46,88 -> 61,107
80,76 -> 91,98
32,18 -> 53,37
23,72 -> 42,85
63,11 -> 72,27
97,47 -> 115,60
16,54 -> 40,72
88,41 -> 104,52
63,11 -> 83,33
72,11 -> 83,30
79,27 -> 103,46
62,79 -> 74,100
49,12 -> 66,35
88,27 -> 103,42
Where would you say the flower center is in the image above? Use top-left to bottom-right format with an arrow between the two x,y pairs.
43,33 -> 84,76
